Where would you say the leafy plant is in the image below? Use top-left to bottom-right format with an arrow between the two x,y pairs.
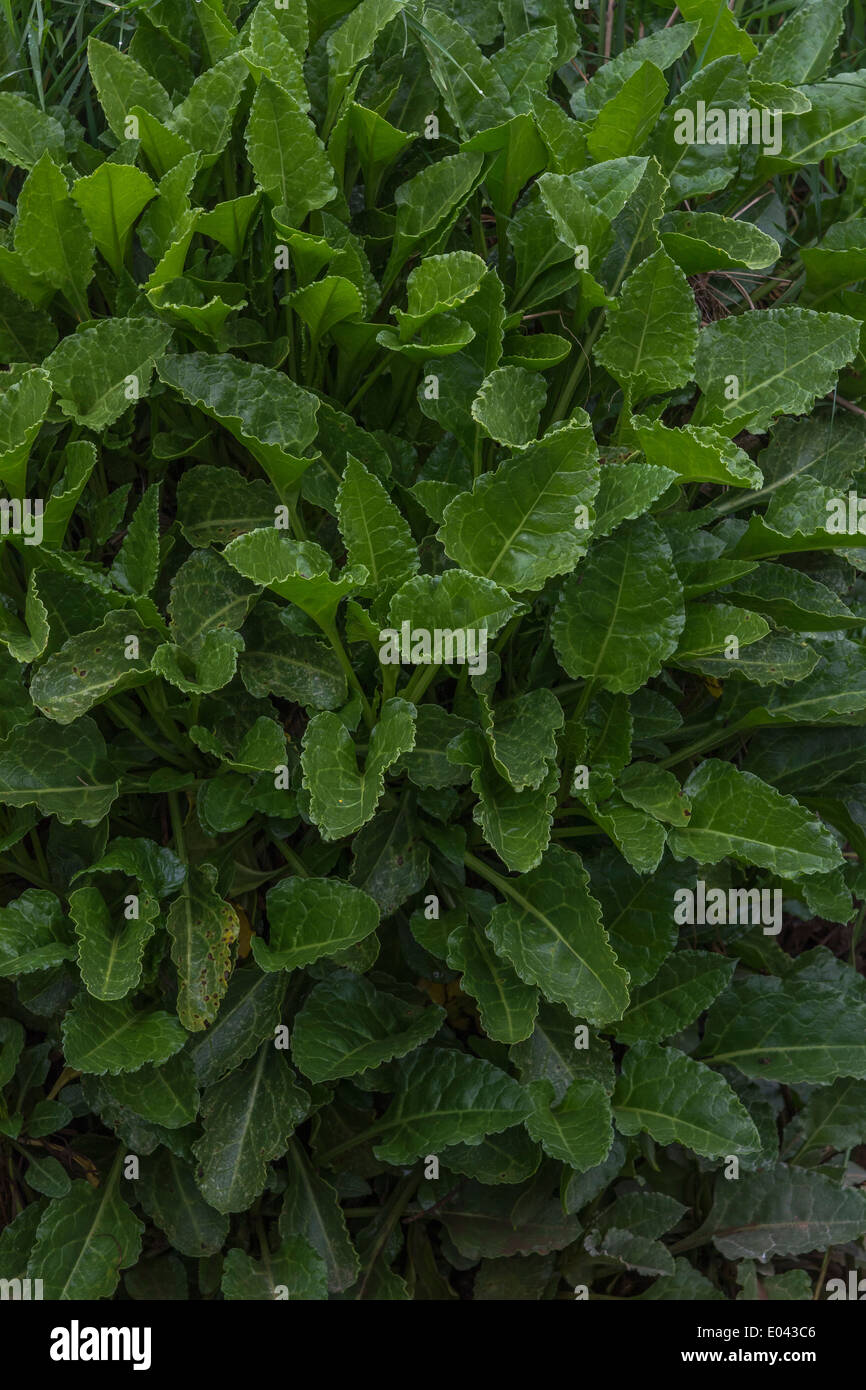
1,0 -> 866,1303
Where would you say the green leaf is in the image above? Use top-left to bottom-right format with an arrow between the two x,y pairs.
614,951 -> 736,1045
169,53 -> 249,163
632,416 -> 763,488
482,688 -> 564,791
484,844 -> 630,1026
99,1054 -> 199,1129
587,62 -> 668,163
393,251 -> 487,337
27,1172 -> 142,1299
511,1001 -> 615,1102
71,884 -> 159,1001
446,921 -> 538,1043
438,415 -> 600,592
62,993 -> 187,1074
193,1044 -> 309,1212
198,193 -> 261,259
384,151 -> 485,289
616,762 -> 692,827
224,531 -> 363,628
788,1077 -> 866,1156
190,967 -> 286,1088
595,249 -> 698,399
0,716 -> 119,825
176,465 -> 277,547
88,36 -> 172,138
469,755 -> 558,874
760,72 -> 866,173
701,975 -> 866,1082
336,455 -> 418,596
46,319 -> 173,433
157,352 -> 320,498
239,602 -> 346,708
13,153 -> 94,316
749,0 -> 846,83
301,699 -> 416,841
524,1077 -> 613,1171
152,629 -> 244,694
166,863 -> 239,1032
0,92 -> 66,170
253,876 -> 380,971
661,211 -> 780,275
71,164 -> 156,276
677,0 -> 756,63
707,1163 -> 866,1260
110,483 -> 161,596
30,611 -> 159,725
280,1141 -> 360,1293
650,56 -> 748,199
693,308 -> 861,437
668,760 -> 843,877
291,971 -> 444,1082
470,366 -> 546,448
0,890 -> 75,977
222,1234 -> 327,1300
245,77 -> 337,218
674,602 -> 769,662
166,548 -> 258,656
136,1148 -> 227,1257
551,517 -> 685,693
0,366 -> 53,498
371,1048 -> 531,1164
613,1041 -> 761,1158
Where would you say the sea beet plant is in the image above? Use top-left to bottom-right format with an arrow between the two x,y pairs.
1,0 -> 866,1304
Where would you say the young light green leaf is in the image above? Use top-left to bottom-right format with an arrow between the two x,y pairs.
301,699 -> 416,841
336,455 -> 418,595
13,153 -> 93,316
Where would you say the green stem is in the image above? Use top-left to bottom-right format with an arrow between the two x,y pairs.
658,719 -> 749,770
105,699 -> 190,769
463,849 -> 517,901
269,834 -> 310,878
0,855 -> 52,891
403,662 -> 440,704
167,791 -> 188,866
344,355 -> 389,415
28,828 -> 50,881
319,620 -> 374,728
549,313 -> 605,424
355,1172 -> 422,1300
